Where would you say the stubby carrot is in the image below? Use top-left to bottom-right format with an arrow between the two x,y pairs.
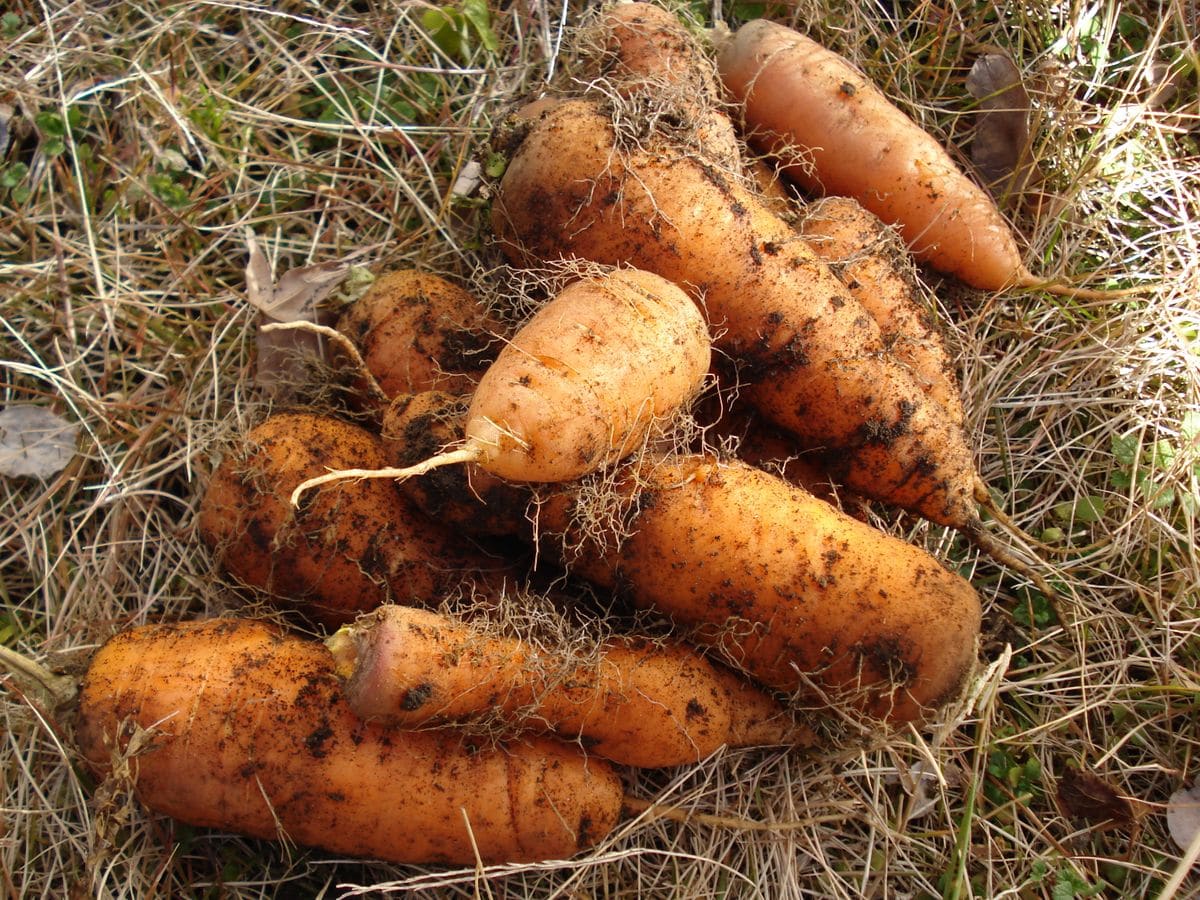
326,604 -> 808,768
335,268 -> 503,400
197,411 -> 507,627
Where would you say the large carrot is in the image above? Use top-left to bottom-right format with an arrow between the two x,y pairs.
536,454 -> 982,725
491,97 -> 978,528
326,605 -> 807,768
69,618 -> 624,865
716,19 -> 1138,297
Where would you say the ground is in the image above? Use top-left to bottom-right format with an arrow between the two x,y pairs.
1,1 -> 1197,897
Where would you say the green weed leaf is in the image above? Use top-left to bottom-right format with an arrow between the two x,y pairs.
1112,433 -> 1138,467
1053,495 -> 1106,524
460,0 -> 500,53
0,162 -> 29,188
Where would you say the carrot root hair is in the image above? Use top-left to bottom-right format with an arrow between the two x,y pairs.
1015,273 -> 1151,301
974,478 -> 1112,557
289,445 -> 483,508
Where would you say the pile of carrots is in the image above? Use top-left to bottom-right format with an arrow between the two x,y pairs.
27,2 -> 1086,871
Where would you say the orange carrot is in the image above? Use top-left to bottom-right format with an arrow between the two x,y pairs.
327,605 -> 808,767
717,19 -> 1141,298
536,454 -> 982,725
198,411 -> 508,627
335,268 -> 502,400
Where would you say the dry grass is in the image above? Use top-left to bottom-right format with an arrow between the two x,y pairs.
2,0 -> 1197,897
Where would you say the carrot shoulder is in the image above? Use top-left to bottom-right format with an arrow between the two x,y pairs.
716,18 -> 1029,291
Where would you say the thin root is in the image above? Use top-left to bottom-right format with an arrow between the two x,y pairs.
260,321 -> 390,411
289,445 -> 483,507
621,795 -> 845,831
965,523 -> 1067,624
1017,276 -> 1151,301
974,479 -> 1112,556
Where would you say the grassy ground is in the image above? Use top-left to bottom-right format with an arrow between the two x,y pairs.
2,0 -> 1197,897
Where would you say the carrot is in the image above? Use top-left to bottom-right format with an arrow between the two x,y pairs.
798,196 -> 965,427
335,268 -> 503,401
68,618 -> 624,865
291,267 -> 711,500
582,1 -> 741,169
326,605 -> 808,768
197,411 -> 507,627
715,19 -> 1140,297
491,97 -> 978,528
536,454 -> 982,725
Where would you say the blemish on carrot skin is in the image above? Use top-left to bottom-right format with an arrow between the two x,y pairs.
305,723 -> 335,757
401,683 -> 434,711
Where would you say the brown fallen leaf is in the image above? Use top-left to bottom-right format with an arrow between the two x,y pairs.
244,231 -> 361,400
967,52 -> 1043,209
1056,767 -> 1145,829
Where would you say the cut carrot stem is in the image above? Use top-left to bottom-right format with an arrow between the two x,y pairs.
0,644 -> 77,709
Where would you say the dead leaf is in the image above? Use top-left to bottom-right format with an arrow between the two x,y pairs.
244,232 -> 274,311
967,53 -> 1043,207
887,760 -> 965,821
243,232 -> 357,399
0,405 -> 80,480
1056,767 -> 1141,828
451,159 -> 483,198
1167,779 -> 1200,855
